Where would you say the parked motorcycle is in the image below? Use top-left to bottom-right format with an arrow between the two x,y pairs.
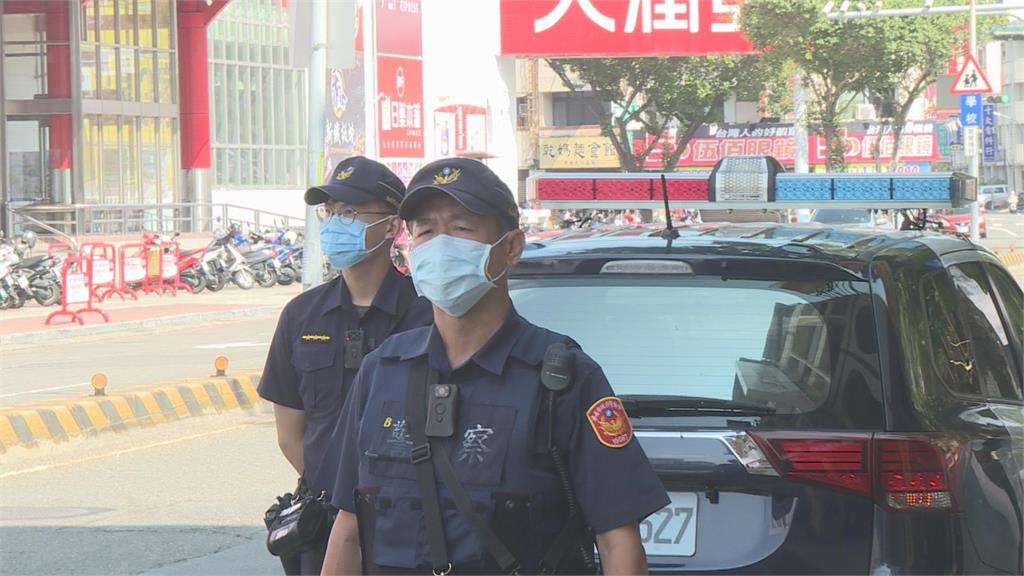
12,255 -> 62,306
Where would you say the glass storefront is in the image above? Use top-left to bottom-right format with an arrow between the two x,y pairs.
76,0 -> 178,204
2,2 -> 74,205
208,0 -> 306,189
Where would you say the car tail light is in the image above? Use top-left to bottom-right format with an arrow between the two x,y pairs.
748,432 -> 960,511
749,433 -> 872,497
876,437 -> 954,510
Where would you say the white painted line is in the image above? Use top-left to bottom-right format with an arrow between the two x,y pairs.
0,420 -> 272,479
191,342 -> 267,350
990,226 -> 1019,237
0,382 -> 90,399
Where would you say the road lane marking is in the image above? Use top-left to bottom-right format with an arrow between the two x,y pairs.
0,419 -> 273,480
191,342 -> 267,350
0,382 -> 90,399
989,225 -> 1019,237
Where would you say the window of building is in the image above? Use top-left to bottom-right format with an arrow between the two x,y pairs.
82,116 -> 101,202
119,47 -> 137,101
118,0 -> 136,45
140,117 -> 158,203
121,117 -> 139,201
101,115 -> 121,203
207,0 -> 307,189
138,50 -> 155,102
516,96 -> 529,130
159,118 -> 175,203
552,91 -> 608,127
80,45 -> 98,99
99,46 -> 118,100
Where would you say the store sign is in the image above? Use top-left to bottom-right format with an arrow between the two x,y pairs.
500,0 -> 752,56
632,121 -> 940,168
982,103 -> 997,164
539,135 -> 621,169
376,0 -> 422,57
377,55 -> 424,158
434,105 -> 488,157
324,57 -> 367,179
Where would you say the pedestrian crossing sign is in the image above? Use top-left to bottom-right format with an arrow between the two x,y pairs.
951,54 -> 993,95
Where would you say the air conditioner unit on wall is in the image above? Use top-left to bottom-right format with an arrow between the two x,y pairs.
855,104 -> 877,121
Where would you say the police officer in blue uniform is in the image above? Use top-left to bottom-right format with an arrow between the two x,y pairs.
321,159 -> 669,575
259,156 -> 433,575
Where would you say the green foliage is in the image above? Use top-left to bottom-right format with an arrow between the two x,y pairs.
859,0 -> 968,169
546,55 -> 773,171
742,0 -> 881,170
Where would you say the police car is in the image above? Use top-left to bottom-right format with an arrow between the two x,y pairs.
510,158 -> 1023,574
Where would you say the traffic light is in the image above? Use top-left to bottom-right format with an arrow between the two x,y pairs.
986,94 -> 1011,104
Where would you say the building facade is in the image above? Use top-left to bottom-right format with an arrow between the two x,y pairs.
1,0 -> 226,235
207,0 -> 306,191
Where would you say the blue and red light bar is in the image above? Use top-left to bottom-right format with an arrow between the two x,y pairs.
530,156 -> 976,210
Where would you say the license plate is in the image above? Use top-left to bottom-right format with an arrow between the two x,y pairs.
640,492 -> 698,557
17,275 -> 29,290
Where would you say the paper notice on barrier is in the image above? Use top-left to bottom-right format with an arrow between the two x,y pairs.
92,259 -> 114,284
65,272 -> 89,304
161,254 -> 177,279
124,257 -> 145,282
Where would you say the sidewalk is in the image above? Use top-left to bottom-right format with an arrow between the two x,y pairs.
0,283 -> 300,345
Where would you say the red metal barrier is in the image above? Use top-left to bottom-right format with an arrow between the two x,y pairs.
117,243 -> 146,297
45,256 -> 108,325
140,241 -> 177,296
159,241 -> 192,294
47,242 -> 76,260
80,242 -> 136,302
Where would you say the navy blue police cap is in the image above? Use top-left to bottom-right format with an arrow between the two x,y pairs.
400,158 -> 519,230
304,156 -> 405,213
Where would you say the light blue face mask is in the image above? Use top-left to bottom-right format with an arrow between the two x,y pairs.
319,215 -> 391,270
409,232 -> 510,317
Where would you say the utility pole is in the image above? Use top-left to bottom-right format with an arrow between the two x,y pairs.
301,0 -> 326,290
968,0 -> 981,241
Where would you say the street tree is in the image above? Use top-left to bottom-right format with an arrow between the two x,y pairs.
546,56 -> 773,171
742,0 -> 879,170
862,3 -> 988,171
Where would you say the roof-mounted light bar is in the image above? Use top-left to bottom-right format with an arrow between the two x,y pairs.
529,155 -> 976,211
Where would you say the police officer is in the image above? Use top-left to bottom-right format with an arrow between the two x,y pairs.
259,156 -> 433,575
321,159 -> 669,575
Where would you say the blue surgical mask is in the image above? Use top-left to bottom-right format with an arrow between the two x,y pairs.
319,215 -> 390,270
410,233 -> 511,317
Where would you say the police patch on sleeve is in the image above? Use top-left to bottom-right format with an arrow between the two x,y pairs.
586,396 -> 633,448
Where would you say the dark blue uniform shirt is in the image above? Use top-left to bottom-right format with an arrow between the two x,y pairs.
258,268 -> 433,495
331,309 -> 669,572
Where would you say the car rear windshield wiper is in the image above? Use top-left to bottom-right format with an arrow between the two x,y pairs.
620,394 -> 777,416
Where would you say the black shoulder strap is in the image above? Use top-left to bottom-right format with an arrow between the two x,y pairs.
430,438 -> 520,574
405,359 -> 450,575
406,361 -> 520,575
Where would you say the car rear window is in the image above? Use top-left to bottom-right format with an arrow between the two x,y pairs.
510,275 -> 884,428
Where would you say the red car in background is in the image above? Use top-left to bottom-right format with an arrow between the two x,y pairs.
928,206 -> 988,238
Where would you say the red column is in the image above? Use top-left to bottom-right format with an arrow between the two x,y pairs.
46,1 -> 72,170
176,0 -> 230,171
177,9 -> 210,170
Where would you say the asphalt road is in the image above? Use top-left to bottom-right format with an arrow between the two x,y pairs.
0,316 -> 279,407
981,211 -> 1024,248
0,409 -> 295,575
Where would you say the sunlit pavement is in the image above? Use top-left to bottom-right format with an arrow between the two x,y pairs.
0,410 -> 294,575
